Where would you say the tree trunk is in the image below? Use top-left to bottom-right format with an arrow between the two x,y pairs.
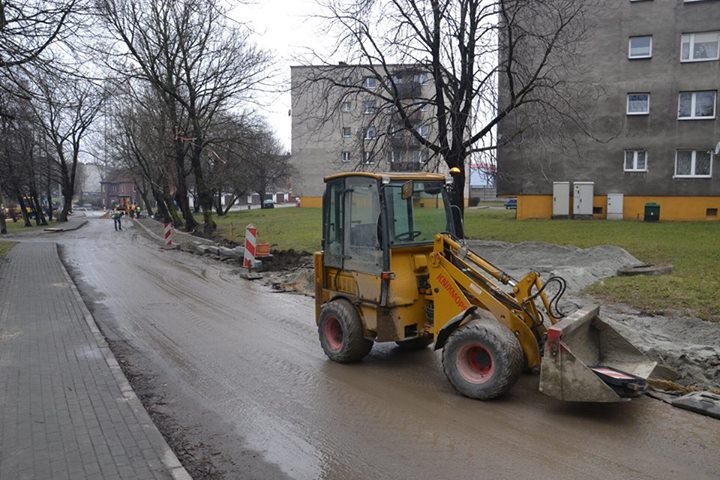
173,142 -> 198,232
214,191 -> 223,216
46,180 -> 53,222
0,193 -> 7,234
139,190 -> 154,218
17,195 -> 32,227
30,189 -> 48,226
222,194 -> 239,215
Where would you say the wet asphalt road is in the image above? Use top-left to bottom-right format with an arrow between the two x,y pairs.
53,218 -> 720,480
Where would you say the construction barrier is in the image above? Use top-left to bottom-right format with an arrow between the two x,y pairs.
163,222 -> 173,248
243,224 -> 257,269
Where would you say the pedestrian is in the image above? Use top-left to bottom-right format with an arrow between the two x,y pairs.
130,203 -> 136,219
112,208 -> 123,231
136,205 -> 142,219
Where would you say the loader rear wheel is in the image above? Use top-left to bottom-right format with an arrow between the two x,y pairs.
318,300 -> 373,363
442,317 -> 523,400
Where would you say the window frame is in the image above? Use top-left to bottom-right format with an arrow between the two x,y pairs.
677,90 -> 717,120
680,31 -> 720,62
624,150 -> 648,172
626,93 -> 650,115
363,77 -> 378,89
628,36 -> 653,59
342,126 -> 352,138
341,101 -> 352,112
674,150 -> 713,178
363,100 -> 377,114
364,126 -> 377,140
341,151 -> 351,163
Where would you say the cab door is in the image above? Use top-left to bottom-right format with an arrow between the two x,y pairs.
343,177 -> 383,303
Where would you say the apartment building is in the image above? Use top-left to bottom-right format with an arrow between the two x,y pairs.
497,0 -> 720,221
290,64 -> 439,207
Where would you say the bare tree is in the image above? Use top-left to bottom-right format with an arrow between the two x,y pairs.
29,73 -> 104,221
300,0 -> 591,218
0,0 -> 78,70
98,0 -> 272,234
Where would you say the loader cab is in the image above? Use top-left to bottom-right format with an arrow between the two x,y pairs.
322,173 -> 454,273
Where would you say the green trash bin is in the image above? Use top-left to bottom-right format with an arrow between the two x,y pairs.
644,202 -> 660,222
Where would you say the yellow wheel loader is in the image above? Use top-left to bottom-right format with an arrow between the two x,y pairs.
314,172 -> 655,402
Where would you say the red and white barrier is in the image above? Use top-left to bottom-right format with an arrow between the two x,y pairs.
243,224 -> 257,269
163,222 -> 173,248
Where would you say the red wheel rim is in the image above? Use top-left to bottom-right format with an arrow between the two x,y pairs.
323,316 -> 344,351
456,343 -> 495,384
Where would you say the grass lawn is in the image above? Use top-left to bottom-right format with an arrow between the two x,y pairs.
213,207 -> 720,321
0,241 -> 16,258
3,219 -> 46,233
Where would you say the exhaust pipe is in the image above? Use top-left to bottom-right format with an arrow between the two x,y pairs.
539,306 -> 656,402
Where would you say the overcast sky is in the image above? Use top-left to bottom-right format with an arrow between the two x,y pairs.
233,1 -> 327,151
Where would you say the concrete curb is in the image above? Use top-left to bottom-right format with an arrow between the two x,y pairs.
131,217 -> 169,246
55,244 -> 192,480
43,219 -> 89,232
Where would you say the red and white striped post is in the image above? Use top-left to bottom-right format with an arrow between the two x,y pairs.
243,224 -> 257,269
163,222 -> 173,248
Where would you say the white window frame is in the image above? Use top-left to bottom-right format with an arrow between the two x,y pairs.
342,127 -> 352,138
363,100 -> 377,114
677,91 -> 716,120
363,77 -> 378,89
341,101 -> 352,112
681,31 -> 720,62
624,150 -> 648,172
627,93 -> 650,115
628,36 -> 652,59
363,151 -> 374,164
365,126 -> 377,140
341,151 -> 351,163
674,150 -> 713,178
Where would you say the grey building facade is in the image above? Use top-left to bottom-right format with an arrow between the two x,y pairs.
498,0 -> 720,220
290,65 -> 442,207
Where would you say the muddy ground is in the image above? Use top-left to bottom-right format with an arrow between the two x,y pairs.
265,240 -> 720,389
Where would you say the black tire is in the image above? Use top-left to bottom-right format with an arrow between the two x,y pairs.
318,299 -> 373,363
441,316 -> 523,400
395,336 -> 433,350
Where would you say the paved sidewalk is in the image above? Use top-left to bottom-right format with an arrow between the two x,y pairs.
0,243 -> 190,480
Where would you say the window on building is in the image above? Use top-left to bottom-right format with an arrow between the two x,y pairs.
627,93 -> 650,115
678,91 -> 716,119
414,72 -> 428,84
342,127 -> 352,137
363,100 -> 377,114
628,36 -> 652,59
363,77 -> 378,89
417,125 -> 430,138
341,151 -> 351,163
364,152 -> 374,163
675,150 -> 713,178
342,101 -> 352,112
624,150 -> 647,171
681,31 -> 720,62
415,150 -> 428,164
340,76 -> 352,86
365,126 -> 377,139
420,102 -> 429,112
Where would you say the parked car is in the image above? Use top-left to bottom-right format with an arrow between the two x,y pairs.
504,198 -> 517,210
262,199 -> 275,209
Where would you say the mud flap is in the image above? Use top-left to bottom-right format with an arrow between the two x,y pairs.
539,306 -> 656,402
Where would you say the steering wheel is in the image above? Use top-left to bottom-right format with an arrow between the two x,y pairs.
395,230 -> 422,241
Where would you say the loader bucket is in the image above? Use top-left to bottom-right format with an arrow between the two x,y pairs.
539,306 -> 656,402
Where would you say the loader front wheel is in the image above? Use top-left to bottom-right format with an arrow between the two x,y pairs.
442,318 -> 523,400
319,300 -> 373,363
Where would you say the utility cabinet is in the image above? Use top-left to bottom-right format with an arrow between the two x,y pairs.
552,182 -> 570,219
607,193 -> 624,220
573,182 -> 594,219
